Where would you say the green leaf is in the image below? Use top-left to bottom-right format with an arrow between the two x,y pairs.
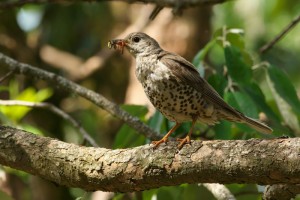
111,193 -> 124,200
267,65 -> 300,135
242,82 -> 289,136
226,29 -> 245,49
224,91 -> 258,118
214,121 -> 232,139
214,27 -> 245,49
207,73 -> 228,97
113,105 -> 148,148
0,86 -> 8,92
143,189 -> 158,200
183,184 -> 216,200
0,112 -> 11,124
224,45 -> 252,84
224,91 -> 258,133
193,40 -> 216,64
267,65 -> 300,115
8,79 -> 19,99
0,190 -> 12,200
232,91 -> 259,118
34,88 -> 53,102
242,83 -> 279,121
227,184 -> 261,199
113,124 -> 145,148
0,87 -> 53,122
192,40 -> 216,77
120,104 -> 148,121
147,110 -> 165,133
157,186 -> 183,200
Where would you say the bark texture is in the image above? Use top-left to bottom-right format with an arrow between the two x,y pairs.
0,126 -> 300,192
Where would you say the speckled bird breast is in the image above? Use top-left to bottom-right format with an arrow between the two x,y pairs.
135,57 -> 218,124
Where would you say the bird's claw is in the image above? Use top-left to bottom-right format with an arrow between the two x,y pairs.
151,138 -> 168,148
177,136 -> 191,149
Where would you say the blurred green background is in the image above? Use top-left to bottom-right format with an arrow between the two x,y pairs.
0,0 -> 300,199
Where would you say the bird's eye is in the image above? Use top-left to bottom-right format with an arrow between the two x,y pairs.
132,36 -> 141,43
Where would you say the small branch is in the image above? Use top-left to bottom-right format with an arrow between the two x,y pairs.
0,52 -> 159,140
263,184 -> 300,200
0,70 -> 14,83
0,100 -> 98,147
201,183 -> 236,200
149,5 -> 164,20
260,14 -> 300,54
0,0 -> 227,9
1,126 -> 300,192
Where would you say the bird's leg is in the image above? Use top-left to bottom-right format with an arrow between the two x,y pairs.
152,122 -> 181,148
177,119 -> 197,149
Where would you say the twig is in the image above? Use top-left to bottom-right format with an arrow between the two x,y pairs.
0,52 -> 159,140
0,70 -> 14,83
201,183 -> 236,200
0,0 -> 227,9
149,5 -> 164,20
0,100 -> 99,147
260,14 -> 300,54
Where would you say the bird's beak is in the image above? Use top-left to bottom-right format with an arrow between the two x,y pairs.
108,39 -> 127,54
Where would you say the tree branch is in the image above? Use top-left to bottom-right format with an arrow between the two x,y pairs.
201,183 -> 236,200
260,14 -> 300,54
0,52 -> 159,140
0,0 -> 227,10
1,126 -> 300,192
0,100 -> 98,147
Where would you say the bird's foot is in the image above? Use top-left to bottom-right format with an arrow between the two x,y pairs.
151,137 -> 168,148
177,136 -> 191,149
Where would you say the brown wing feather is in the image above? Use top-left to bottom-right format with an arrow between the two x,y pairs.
158,51 -> 244,119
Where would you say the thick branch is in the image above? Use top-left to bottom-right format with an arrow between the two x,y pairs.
0,52 -> 159,140
0,0 -> 227,9
1,126 -> 300,192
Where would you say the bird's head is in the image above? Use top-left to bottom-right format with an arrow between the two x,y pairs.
108,32 -> 161,57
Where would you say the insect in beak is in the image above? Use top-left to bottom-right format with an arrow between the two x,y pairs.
108,39 -> 126,54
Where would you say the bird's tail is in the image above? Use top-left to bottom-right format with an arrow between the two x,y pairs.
242,116 -> 273,134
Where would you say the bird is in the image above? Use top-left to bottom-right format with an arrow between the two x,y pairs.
108,32 -> 273,149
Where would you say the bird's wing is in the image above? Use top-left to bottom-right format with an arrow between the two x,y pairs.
158,51 -> 244,119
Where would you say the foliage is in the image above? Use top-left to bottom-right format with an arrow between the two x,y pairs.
1,0 -> 300,199
0,79 -> 53,131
